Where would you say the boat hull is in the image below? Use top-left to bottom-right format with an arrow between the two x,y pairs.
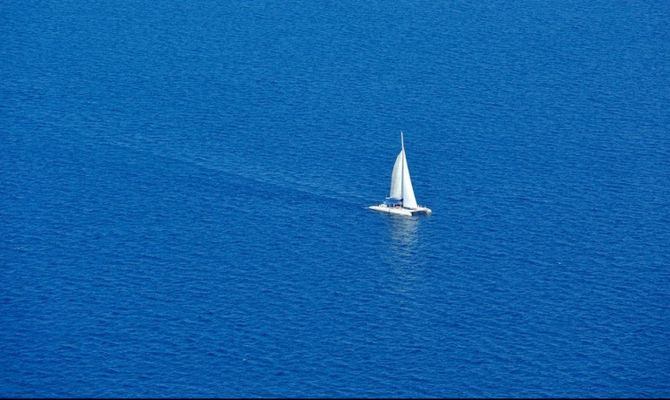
369,204 -> 432,216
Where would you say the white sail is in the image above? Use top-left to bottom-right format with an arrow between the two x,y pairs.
389,151 -> 403,199
401,150 -> 417,208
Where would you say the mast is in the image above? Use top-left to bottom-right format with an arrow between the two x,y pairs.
400,131 -> 405,207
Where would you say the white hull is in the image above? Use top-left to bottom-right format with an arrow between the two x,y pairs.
369,204 -> 432,216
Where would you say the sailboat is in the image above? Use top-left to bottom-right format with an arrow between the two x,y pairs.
369,132 -> 432,216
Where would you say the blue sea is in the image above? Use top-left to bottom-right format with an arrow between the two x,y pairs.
2,0 -> 669,397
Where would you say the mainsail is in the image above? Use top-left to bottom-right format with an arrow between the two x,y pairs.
388,132 -> 418,209
400,149 -> 417,208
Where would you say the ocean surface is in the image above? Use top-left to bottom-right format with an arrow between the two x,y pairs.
1,0 -> 669,397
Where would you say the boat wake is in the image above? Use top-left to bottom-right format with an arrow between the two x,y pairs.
102,138 -> 368,208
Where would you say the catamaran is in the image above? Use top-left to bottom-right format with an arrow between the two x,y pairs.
369,132 -> 432,216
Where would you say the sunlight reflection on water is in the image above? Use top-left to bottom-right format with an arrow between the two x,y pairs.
383,216 -> 423,296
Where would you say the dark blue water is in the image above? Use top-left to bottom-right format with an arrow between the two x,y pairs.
2,0 -> 669,397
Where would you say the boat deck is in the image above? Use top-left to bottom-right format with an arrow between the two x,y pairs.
369,204 -> 432,216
